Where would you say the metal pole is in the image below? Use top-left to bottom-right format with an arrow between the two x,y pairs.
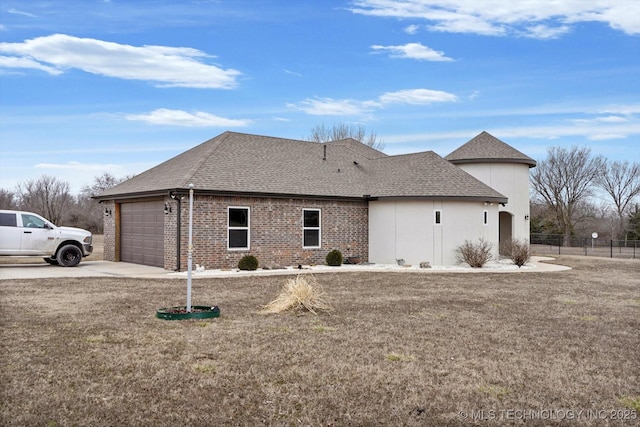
186,183 -> 194,312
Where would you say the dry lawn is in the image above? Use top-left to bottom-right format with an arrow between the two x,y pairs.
1,256 -> 639,426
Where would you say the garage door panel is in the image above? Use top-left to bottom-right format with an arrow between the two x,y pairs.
120,201 -> 164,267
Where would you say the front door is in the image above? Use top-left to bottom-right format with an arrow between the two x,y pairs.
499,211 -> 513,255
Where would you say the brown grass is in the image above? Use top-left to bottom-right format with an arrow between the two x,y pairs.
1,256 -> 639,426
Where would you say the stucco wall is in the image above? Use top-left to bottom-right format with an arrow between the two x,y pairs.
455,162 -> 531,242
368,199 -> 500,266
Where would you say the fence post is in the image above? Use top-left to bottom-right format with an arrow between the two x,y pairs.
558,236 -> 562,255
610,240 -> 613,258
584,237 -> 588,256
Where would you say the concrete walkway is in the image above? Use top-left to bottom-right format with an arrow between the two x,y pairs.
0,256 -> 570,280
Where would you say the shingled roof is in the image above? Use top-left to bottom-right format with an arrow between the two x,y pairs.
445,131 -> 537,167
368,151 -> 506,200
95,131 -> 507,203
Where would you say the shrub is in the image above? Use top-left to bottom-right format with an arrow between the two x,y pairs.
261,274 -> 331,315
506,238 -> 531,268
238,255 -> 259,271
325,249 -> 343,266
455,238 -> 493,268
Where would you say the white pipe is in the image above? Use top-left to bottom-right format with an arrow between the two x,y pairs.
186,183 -> 194,312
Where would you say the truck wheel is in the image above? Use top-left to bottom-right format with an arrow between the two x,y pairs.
57,244 -> 82,267
44,257 -> 59,265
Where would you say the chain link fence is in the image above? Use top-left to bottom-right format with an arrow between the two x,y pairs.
530,234 -> 639,259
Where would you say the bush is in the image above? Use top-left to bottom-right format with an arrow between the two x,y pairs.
238,255 -> 259,271
325,249 -> 343,266
455,238 -> 493,268
261,274 -> 331,315
506,238 -> 530,268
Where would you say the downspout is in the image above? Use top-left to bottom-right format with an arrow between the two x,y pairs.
169,191 -> 181,271
176,196 -> 181,271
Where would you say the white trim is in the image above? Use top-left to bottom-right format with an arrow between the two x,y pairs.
227,206 -> 250,250
302,208 -> 321,249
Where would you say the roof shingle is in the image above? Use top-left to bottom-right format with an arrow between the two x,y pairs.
96,131 -> 509,203
445,131 -> 537,167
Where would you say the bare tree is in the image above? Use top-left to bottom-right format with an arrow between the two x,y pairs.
0,189 -> 18,210
307,123 -> 385,151
595,160 -> 640,240
16,175 -> 72,224
531,146 -> 605,246
75,173 -> 129,233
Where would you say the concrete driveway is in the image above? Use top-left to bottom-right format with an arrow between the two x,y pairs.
0,260 -> 173,280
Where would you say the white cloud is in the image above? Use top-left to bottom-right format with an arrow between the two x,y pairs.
588,133 -> 627,141
8,8 -> 37,18
349,0 -> 640,38
600,105 -> 640,115
385,121 -> 640,145
524,24 -> 571,39
288,88 -> 457,116
35,161 -> 122,172
370,42 -> 454,61
596,116 -> 628,123
378,88 -> 457,105
0,34 -> 241,88
287,97 -> 375,116
284,69 -> 303,77
125,109 -> 252,127
0,55 -> 63,75
404,24 -> 420,34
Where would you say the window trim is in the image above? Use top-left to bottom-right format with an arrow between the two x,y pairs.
434,209 -> 442,225
302,208 -> 321,249
227,206 -> 250,251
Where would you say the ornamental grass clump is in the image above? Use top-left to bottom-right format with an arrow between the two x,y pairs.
261,274 -> 331,315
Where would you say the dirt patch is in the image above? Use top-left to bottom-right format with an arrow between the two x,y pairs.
0,256 -> 638,426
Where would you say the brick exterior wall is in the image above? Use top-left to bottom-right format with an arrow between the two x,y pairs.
102,200 -> 116,262
103,195 -> 368,270
166,195 -> 369,271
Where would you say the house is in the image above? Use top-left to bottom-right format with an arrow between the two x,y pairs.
95,131 -> 536,270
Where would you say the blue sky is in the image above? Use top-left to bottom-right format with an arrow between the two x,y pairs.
1,0 -> 639,194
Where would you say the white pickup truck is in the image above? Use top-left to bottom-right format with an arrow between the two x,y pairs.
0,209 -> 93,267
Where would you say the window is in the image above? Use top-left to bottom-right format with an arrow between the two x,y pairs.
483,210 -> 488,225
21,214 -> 47,228
434,210 -> 442,225
303,209 -> 321,248
228,207 -> 249,250
0,213 -> 17,227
